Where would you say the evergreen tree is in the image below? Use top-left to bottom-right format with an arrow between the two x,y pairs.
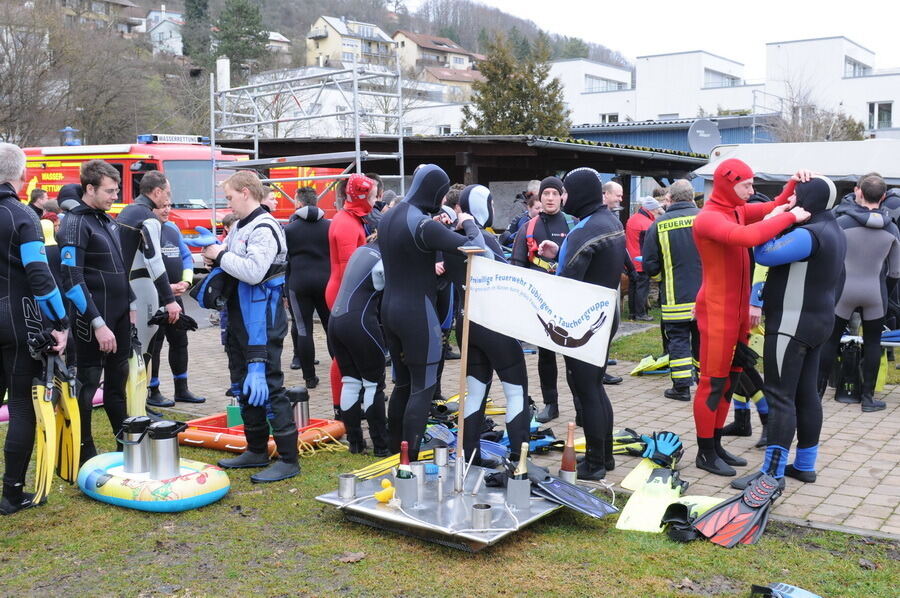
213,0 -> 269,78
183,0 -> 211,59
507,27 -> 532,61
463,34 -> 570,136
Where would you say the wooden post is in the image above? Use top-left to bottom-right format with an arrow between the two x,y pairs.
454,245 -> 484,493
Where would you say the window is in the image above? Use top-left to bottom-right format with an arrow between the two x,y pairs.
599,113 -> 618,124
658,113 -> 679,120
342,39 -> 358,48
868,102 -> 893,129
845,57 -> 871,78
342,52 -> 354,62
452,56 -> 465,65
91,1 -> 107,14
438,125 -> 452,135
584,75 -> 627,92
704,68 -> 741,88
402,126 -> 413,136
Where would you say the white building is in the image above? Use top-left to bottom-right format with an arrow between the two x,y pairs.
553,36 -> 900,138
148,16 -> 183,56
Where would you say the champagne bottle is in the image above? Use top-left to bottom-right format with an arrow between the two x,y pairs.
560,422 -> 577,474
397,440 -> 413,479
513,441 -> 529,480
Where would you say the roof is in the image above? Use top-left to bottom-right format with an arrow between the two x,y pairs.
572,114 -> 778,132
148,17 -> 184,31
393,30 -> 471,55
268,31 -> 290,43
423,66 -> 485,83
693,139 -> 900,185
320,16 -> 392,43
105,0 -> 138,7
765,36 -> 873,54
635,49 -> 744,67
550,57 -> 633,72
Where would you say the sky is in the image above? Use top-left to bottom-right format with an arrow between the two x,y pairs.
407,0 -> 900,80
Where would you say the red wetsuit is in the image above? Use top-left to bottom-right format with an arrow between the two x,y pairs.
693,159 -> 797,440
325,175 -> 374,408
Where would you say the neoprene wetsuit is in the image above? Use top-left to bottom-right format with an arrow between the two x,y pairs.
752,177 -> 847,480
284,206 -> 330,382
818,201 -> 900,402
327,240 -> 389,455
691,159 -> 798,475
147,221 -> 195,397
0,182 -> 69,504
556,168 -> 626,476
378,164 -> 483,460
510,207 -> 575,409
117,194 -> 176,353
443,185 -> 529,464
57,183 -> 133,458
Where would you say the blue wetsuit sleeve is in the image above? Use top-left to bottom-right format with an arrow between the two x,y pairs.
19,216 -> 69,330
59,216 -> 104,328
754,228 -> 814,267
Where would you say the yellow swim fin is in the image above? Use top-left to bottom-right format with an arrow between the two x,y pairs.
125,331 -> 147,417
53,356 -> 80,483
31,358 -> 58,505
620,457 -> 662,491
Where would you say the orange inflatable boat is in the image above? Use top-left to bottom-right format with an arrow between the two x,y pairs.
178,413 -> 345,456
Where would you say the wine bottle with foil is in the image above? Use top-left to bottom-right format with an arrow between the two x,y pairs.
512,441 -> 529,480
560,422 -> 577,475
397,440 -> 413,479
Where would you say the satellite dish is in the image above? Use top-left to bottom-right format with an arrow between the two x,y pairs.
687,119 -> 722,155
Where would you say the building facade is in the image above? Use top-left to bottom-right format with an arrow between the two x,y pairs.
305,16 -> 395,68
553,37 -> 900,139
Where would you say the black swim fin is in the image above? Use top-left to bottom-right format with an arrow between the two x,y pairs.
527,462 -> 617,519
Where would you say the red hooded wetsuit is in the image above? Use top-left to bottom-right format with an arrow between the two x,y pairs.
692,159 -> 798,440
325,174 -> 375,407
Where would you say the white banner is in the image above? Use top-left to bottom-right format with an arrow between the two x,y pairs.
467,256 -> 619,367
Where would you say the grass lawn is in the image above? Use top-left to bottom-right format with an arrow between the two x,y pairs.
1,408 -> 898,597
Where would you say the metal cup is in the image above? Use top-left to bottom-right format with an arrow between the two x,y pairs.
471,503 -> 492,530
338,473 -> 357,499
506,477 -> 532,512
433,446 -> 449,467
411,461 -> 426,504
559,470 -> 577,484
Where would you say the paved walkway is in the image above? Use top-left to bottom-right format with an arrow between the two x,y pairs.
160,315 -> 900,539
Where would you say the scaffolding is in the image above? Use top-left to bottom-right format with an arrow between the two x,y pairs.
208,55 -> 406,229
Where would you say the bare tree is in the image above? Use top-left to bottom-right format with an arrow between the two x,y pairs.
0,1 -> 69,144
765,80 -> 864,142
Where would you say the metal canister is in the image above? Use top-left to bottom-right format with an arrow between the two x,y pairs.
115,416 -> 151,474
288,386 -> 310,428
147,420 -> 187,480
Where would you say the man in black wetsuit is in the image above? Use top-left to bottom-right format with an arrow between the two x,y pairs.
543,168 -> 627,480
284,187 -> 330,387
0,143 -> 69,515
378,164 -> 483,461
511,176 -> 576,424
732,176 -> 846,489
444,185 -> 530,464
146,196 -> 205,404
58,161 -> 134,461
116,170 -> 182,409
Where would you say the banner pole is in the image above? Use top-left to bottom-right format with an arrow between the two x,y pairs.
455,246 -> 484,494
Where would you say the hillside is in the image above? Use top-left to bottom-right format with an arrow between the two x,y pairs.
132,0 -> 629,67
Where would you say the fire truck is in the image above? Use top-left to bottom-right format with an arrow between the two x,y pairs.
23,134 -> 342,268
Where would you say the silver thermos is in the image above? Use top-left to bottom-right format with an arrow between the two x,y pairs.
116,416 -> 152,474
288,386 -> 310,428
147,420 -> 187,480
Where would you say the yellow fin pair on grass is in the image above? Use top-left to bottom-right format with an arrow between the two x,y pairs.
32,354 -> 81,505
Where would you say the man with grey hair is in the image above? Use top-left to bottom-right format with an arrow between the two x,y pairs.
642,179 -> 702,401
0,143 -> 69,514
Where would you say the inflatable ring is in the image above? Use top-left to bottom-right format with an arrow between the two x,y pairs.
178,418 -> 346,455
77,452 -> 230,512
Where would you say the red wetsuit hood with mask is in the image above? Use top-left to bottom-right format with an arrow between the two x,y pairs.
343,174 -> 375,219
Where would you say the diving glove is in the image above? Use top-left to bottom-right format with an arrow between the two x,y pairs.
183,226 -> 220,248
641,431 -> 684,468
243,362 -> 269,406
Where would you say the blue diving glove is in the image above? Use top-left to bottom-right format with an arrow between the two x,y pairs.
641,431 -> 684,467
183,226 -> 220,248
243,361 -> 269,406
